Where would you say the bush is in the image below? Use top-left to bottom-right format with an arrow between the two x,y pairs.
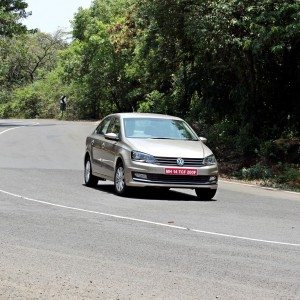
0,102 -> 13,118
12,87 -> 41,118
233,162 -> 300,190
277,166 -> 300,185
0,90 -> 13,118
259,139 -> 300,164
239,164 -> 273,181
6,67 -> 73,119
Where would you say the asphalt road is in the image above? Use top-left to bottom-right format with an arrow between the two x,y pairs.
0,119 -> 299,300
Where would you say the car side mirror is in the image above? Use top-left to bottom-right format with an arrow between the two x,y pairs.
105,133 -> 119,141
199,137 -> 207,144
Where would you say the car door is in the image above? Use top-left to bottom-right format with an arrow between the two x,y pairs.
91,117 -> 112,176
100,117 -> 121,179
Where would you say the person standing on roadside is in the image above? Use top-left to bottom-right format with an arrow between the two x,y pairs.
60,95 -> 67,117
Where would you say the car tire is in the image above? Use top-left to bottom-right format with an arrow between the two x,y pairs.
84,157 -> 98,187
114,162 -> 128,196
195,188 -> 216,200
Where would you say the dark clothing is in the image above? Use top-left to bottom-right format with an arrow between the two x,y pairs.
60,96 -> 67,111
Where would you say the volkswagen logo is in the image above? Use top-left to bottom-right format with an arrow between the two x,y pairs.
176,158 -> 185,167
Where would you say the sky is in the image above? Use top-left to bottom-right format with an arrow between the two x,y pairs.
22,0 -> 93,34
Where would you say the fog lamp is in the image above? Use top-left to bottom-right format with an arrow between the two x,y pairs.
209,176 -> 218,182
134,173 -> 148,179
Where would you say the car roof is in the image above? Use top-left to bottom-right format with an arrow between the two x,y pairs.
109,112 -> 183,120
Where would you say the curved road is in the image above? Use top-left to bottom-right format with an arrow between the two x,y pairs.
0,119 -> 299,299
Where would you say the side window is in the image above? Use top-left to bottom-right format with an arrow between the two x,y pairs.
107,118 -> 121,136
96,117 -> 111,135
114,119 -> 120,135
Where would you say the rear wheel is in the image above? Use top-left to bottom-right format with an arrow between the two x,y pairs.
114,162 -> 128,196
195,188 -> 216,200
84,157 -> 98,187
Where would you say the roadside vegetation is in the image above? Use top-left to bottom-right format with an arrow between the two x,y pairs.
0,0 -> 299,190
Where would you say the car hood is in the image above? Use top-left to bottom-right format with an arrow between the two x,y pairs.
125,138 -> 212,158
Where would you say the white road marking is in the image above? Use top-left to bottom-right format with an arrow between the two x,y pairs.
0,120 -> 298,245
0,127 -> 25,135
0,188 -> 299,247
0,122 -> 39,136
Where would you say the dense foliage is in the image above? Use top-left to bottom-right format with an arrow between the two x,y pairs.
0,0 -> 299,184
0,0 -> 29,36
0,31 -> 67,118
62,0 -> 299,160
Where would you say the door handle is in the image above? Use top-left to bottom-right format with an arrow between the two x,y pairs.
101,142 -> 105,148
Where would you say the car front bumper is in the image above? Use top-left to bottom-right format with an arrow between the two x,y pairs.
124,160 -> 218,189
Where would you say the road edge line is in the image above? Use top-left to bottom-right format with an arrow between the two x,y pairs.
0,188 -> 299,248
0,122 -> 39,136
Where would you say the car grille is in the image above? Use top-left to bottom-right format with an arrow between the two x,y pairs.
154,156 -> 204,167
145,174 -> 211,184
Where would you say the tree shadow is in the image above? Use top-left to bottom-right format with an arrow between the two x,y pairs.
0,123 -> 29,127
0,123 -> 64,127
84,183 -> 217,202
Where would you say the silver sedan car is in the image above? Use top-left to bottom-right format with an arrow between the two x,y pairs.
84,113 -> 218,200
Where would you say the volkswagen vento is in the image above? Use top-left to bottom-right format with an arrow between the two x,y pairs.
84,113 -> 218,200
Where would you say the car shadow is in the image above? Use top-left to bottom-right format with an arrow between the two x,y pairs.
85,183 -> 217,202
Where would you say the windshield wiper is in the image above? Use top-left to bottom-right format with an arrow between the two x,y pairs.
150,137 -> 174,140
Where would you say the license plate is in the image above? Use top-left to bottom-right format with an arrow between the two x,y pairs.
165,168 -> 197,176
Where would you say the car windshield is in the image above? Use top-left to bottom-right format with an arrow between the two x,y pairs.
123,118 -> 198,141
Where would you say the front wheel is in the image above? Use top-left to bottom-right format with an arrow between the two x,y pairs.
84,158 -> 98,187
195,188 -> 217,200
114,163 -> 128,196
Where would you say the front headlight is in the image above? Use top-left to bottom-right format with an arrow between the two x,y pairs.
203,154 -> 217,166
131,151 -> 156,164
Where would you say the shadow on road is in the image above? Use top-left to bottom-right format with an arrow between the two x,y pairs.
0,123 -> 29,127
0,123 -> 59,127
86,183 -> 217,202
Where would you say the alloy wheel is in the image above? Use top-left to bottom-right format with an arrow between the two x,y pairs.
115,166 -> 125,194
85,160 -> 91,183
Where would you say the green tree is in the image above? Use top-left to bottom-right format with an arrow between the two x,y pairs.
0,31 -> 66,88
133,0 -> 196,115
0,0 -> 30,36
132,0 -> 300,155
0,31 -> 67,118
62,0 -> 136,119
